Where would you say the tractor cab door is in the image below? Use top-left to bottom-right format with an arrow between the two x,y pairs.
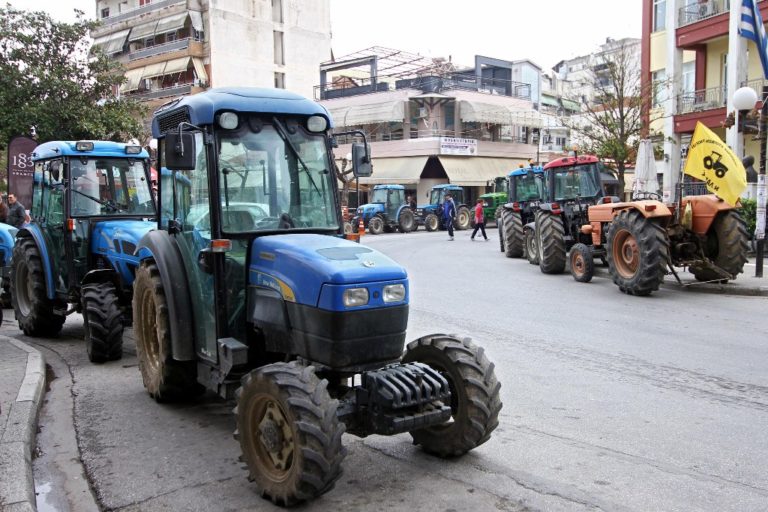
387,189 -> 402,218
35,160 -> 70,296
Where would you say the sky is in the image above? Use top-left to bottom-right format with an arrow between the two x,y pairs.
12,0 -> 642,72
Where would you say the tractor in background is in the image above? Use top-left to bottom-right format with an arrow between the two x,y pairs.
498,166 -> 546,258
0,223 -> 19,309
13,141 -> 155,362
475,191 -> 506,228
351,184 -> 415,234
414,184 -> 471,231
135,87 -> 501,505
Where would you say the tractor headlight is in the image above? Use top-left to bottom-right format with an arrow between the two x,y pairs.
383,284 -> 406,303
343,287 -> 369,307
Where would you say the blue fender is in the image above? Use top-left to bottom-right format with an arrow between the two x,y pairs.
16,225 -> 55,300
0,223 -> 18,267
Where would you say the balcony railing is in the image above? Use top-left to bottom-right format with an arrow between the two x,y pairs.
129,83 -> 193,100
101,0 -> 186,25
128,37 -> 200,61
677,85 -> 726,114
677,0 -> 728,28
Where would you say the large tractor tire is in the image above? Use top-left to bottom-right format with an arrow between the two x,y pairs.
524,229 -> 539,265
692,210 -> 749,282
569,243 -> 594,283
402,334 -> 502,457
536,211 -> 566,274
606,210 -> 669,296
424,213 -> 439,232
502,210 -> 523,258
368,215 -> 384,235
11,238 -> 65,337
494,205 -> 504,227
455,206 -> 471,230
497,220 -> 504,252
397,208 -> 415,233
133,262 -> 201,402
82,282 -> 124,363
235,362 -> 346,506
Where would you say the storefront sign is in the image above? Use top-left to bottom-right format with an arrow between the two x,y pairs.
439,137 -> 477,156
7,136 -> 38,209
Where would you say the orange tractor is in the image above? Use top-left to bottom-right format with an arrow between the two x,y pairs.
579,193 -> 749,296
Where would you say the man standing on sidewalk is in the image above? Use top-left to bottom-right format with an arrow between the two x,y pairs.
443,193 -> 456,241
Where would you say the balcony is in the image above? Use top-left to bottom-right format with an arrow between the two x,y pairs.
677,85 -> 726,115
128,37 -> 203,61
100,0 -> 186,25
677,0 -> 728,28
128,82 -> 203,100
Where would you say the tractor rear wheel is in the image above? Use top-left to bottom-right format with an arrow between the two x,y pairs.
424,213 -> 439,232
502,210 -> 523,258
82,282 -> 124,363
570,243 -> 594,283
536,211 -> 566,274
525,229 -> 539,265
368,215 -> 384,235
497,220 -> 504,252
11,238 -> 65,337
606,210 -> 668,296
133,262 -> 201,402
402,334 -> 502,457
455,206 -> 471,230
235,362 -> 346,506
397,208 -> 415,233
692,210 -> 749,282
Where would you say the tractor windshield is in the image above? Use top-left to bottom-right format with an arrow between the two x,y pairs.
512,174 -> 545,202
217,119 -> 337,232
69,158 -> 154,217
429,189 -> 443,205
370,188 -> 388,203
552,164 -> 601,201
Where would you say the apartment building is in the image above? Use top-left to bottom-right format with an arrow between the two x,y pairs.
90,0 -> 331,111
642,0 -> 763,200
317,48 -> 561,202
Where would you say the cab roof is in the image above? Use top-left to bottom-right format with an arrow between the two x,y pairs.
432,184 -> 463,190
372,184 -> 405,190
543,155 -> 599,169
152,87 -> 332,137
508,166 -> 544,177
32,141 -> 149,161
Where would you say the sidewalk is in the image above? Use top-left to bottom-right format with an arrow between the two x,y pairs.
0,336 -> 46,512
661,257 -> 768,297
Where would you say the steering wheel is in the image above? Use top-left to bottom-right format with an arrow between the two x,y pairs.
254,217 -> 280,229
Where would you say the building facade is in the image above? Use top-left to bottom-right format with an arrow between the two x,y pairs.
91,0 -> 331,112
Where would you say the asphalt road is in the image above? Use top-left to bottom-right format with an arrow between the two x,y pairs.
11,227 -> 768,512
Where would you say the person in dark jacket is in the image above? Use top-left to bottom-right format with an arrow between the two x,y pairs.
443,193 -> 456,241
7,194 -> 27,228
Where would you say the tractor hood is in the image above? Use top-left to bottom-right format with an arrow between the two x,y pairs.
249,234 -> 408,307
91,220 -> 155,255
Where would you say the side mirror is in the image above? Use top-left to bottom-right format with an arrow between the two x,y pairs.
351,142 -> 372,177
50,161 -> 61,181
165,132 -> 197,170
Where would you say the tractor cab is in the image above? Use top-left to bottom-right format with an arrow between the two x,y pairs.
508,166 -> 546,209
544,155 -> 609,206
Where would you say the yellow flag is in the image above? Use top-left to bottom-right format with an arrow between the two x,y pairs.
683,122 -> 747,206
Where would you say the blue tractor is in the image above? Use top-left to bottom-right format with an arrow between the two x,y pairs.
414,184 -> 471,231
498,166 -> 546,258
134,88 -> 501,505
13,141 -> 155,363
351,184 -> 415,234
0,224 -> 19,308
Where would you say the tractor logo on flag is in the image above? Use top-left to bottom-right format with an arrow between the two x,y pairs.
703,151 -> 728,178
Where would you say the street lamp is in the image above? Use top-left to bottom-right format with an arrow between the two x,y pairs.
733,85 -> 766,277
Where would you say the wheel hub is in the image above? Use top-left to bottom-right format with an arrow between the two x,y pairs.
256,400 -> 294,470
259,418 -> 282,453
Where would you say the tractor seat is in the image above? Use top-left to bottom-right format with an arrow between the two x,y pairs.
222,210 -> 255,232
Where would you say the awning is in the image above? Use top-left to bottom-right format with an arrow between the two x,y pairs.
142,62 -> 168,79
191,57 -> 208,82
120,68 -> 144,93
188,10 -> 204,31
460,100 -> 546,128
561,98 -> 581,112
92,29 -> 129,55
129,20 -> 158,41
163,56 -> 191,74
358,156 -> 428,185
540,94 -> 560,108
155,12 -> 188,35
326,100 -> 405,127
439,157 -> 517,186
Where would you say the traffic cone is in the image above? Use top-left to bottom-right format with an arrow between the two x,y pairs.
358,217 -> 365,237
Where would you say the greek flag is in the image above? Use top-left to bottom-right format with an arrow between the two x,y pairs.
741,0 -> 768,78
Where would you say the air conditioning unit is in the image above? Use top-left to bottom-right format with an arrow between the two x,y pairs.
416,107 -> 428,118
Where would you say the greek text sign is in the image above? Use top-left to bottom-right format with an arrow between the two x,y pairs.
439,137 -> 477,156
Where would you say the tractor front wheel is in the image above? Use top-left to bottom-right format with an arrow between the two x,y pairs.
11,238 -> 64,337
536,211 -> 566,274
570,243 -> 594,283
368,215 -> 384,235
133,262 -> 201,401
235,362 -> 346,506
402,334 -> 502,457
525,229 -> 539,265
455,206 -> 471,230
606,210 -> 669,296
397,208 -> 415,233
502,210 -> 523,258
424,213 -> 439,232
692,210 -> 749,282
82,282 -> 124,363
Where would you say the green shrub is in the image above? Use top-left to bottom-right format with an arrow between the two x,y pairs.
741,198 -> 756,237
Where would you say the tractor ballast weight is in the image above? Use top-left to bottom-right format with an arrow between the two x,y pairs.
351,184 -> 414,234
414,184 -> 471,231
499,166 -> 546,257
13,141 -> 156,362
135,87 -> 501,506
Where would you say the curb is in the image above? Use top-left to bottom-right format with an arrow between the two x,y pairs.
0,337 -> 45,512
660,280 -> 768,297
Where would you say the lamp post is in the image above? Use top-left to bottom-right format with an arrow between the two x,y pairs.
733,85 -> 766,277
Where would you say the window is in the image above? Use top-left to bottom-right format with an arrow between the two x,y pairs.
272,0 -> 283,23
139,0 -> 152,6
444,103 -> 455,132
653,0 -> 666,32
144,37 -> 155,47
101,7 -> 109,18
274,72 -> 285,89
166,32 -> 177,42
682,61 -> 695,95
652,69 -> 668,108
273,31 -> 284,65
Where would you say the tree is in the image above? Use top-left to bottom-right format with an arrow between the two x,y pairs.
0,6 -> 146,148
560,40 -> 653,193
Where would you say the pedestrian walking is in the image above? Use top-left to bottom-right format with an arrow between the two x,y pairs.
7,193 -> 28,228
443,193 -> 456,240
470,198 -> 489,241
